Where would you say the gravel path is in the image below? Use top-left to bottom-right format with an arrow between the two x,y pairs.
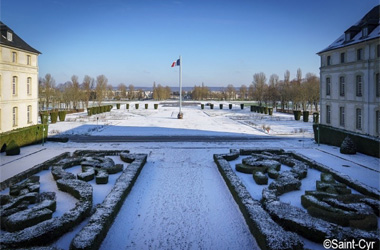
100,148 -> 259,249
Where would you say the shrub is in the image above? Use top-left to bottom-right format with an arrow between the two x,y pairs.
135,103 -> 139,109
40,112 -> 48,124
340,136 -> 356,155
293,110 -> 301,120
229,104 -> 232,109
303,111 -> 309,122
264,107 -> 268,114
116,103 -> 120,109
219,104 -> 223,109
210,103 -> 214,109
253,171 -> 268,185
201,104 -> 204,109
87,108 -> 92,116
313,112 -> 319,123
58,111 -> 66,121
240,103 -> 244,109
154,104 -> 158,109
0,125 -> 47,152
50,111 -> 58,124
268,108 -> 273,115
250,105 -> 254,112
6,140 -> 20,156
126,103 -> 129,109
145,103 -> 148,109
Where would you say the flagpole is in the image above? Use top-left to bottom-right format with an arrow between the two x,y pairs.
178,55 -> 183,119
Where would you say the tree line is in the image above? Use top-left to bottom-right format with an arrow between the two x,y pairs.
39,68 -> 319,111
191,68 -> 319,111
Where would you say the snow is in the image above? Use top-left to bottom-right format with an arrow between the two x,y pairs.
0,101 -> 379,249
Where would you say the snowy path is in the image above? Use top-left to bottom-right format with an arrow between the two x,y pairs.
100,148 -> 259,250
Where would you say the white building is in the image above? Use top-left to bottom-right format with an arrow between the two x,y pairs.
0,22 -> 41,133
317,5 -> 380,138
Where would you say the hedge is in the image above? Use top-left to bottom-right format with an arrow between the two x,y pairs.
0,124 -> 48,153
312,124 -> 380,158
50,111 -> 58,124
303,111 -> 309,122
58,111 -> 66,121
293,110 -> 301,120
154,104 -> 158,110
87,105 -> 113,116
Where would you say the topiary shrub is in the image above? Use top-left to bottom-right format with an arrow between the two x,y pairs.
250,105 -> 254,112
6,140 -> 20,156
116,103 -> 120,109
340,136 -> 356,155
40,112 -> 48,124
126,103 -> 129,109
135,103 -> 139,109
50,111 -> 58,124
87,108 -> 92,116
264,107 -> 268,114
293,110 -> 301,120
219,104 -> 223,109
268,108 -> 273,115
229,104 -> 232,109
154,104 -> 158,109
201,104 -> 204,109
58,111 -> 66,121
145,103 -> 148,109
253,171 -> 268,185
210,103 -> 214,109
303,111 -> 309,122
240,103 -> 244,109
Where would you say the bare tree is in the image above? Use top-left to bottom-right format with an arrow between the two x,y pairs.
95,75 -> 108,106
267,74 -> 280,108
128,84 -> 135,100
305,73 -> 320,111
70,75 -> 81,110
239,85 -> 247,100
252,72 -> 267,105
40,73 -> 56,110
82,75 -> 94,109
226,84 -> 236,100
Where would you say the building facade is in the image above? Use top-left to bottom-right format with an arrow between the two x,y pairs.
318,5 -> 380,138
0,22 -> 41,133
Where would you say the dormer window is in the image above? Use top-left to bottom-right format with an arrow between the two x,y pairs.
362,27 -> 368,37
7,31 -> 12,42
345,33 -> 351,42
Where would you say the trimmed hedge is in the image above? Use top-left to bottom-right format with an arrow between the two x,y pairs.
154,104 -> 158,110
240,103 -> 244,110
293,110 -> 301,120
50,111 -> 58,124
312,124 -> 380,157
135,103 -> 139,109
302,111 -> 309,122
58,111 -> 66,121
0,125 -> 48,153
87,105 -> 113,116
5,140 -> 20,156
229,104 -> 232,109
116,103 -> 120,109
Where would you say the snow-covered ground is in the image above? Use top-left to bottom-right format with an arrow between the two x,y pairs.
0,101 -> 379,250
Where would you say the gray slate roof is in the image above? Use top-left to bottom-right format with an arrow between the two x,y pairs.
318,5 -> 380,54
0,21 -> 41,54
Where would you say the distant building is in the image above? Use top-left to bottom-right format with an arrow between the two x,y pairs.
0,22 -> 41,133
317,5 -> 380,138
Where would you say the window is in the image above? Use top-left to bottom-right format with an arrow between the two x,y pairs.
27,105 -> 32,123
356,108 -> 362,130
27,77 -> 31,95
340,52 -> 345,63
7,31 -> 12,41
376,110 -> 380,135
376,73 -> 380,97
339,107 -> 345,127
326,105 -> 331,124
326,77 -> 331,96
356,75 -> 362,97
12,107 -> 18,127
345,33 -> 351,42
339,76 -> 345,96
27,55 -> 31,65
12,76 -> 17,95
12,52 -> 17,63
362,27 -> 368,37
327,56 -> 331,66
357,49 -> 362,61
377,44 -> 380,58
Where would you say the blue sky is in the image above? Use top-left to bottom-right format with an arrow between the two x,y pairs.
1,0 -> 378,87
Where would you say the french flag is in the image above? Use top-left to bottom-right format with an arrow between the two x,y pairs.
171,59 -> 180,67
